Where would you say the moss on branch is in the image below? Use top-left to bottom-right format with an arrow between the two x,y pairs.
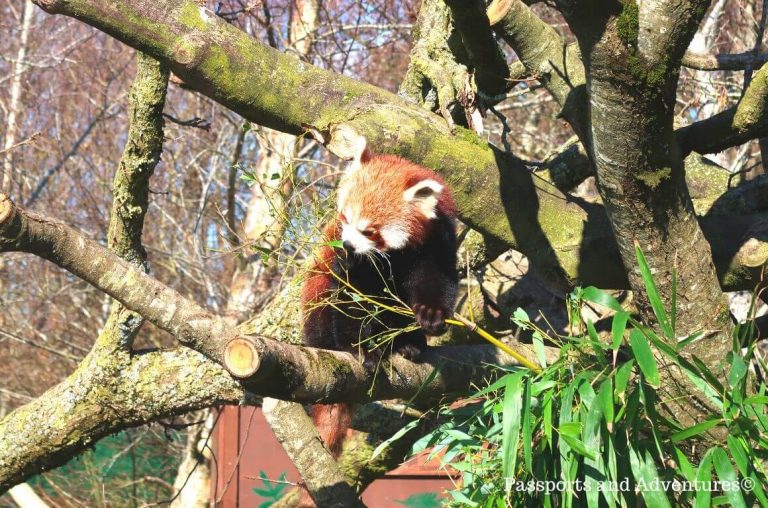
29,0 -> 768,290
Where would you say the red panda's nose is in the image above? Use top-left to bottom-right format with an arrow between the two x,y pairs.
342,240 -> 355,251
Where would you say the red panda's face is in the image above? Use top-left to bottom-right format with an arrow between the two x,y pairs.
336,157 -> 444,255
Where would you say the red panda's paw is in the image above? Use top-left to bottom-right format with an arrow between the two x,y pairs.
412,304 -> 448,336
362,348 -> 384,370
395,342 -> 423,362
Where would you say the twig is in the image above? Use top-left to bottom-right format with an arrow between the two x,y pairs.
0,132 -> 40,155
162,113 -> 211,130
449,313 -> 541,372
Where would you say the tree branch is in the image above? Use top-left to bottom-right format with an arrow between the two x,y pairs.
487,0 -> 588,139
0,191 -> 550,490
0,347 -> 248,493
444,0 -> 511,105
25,0 -> 768,293
679,62 -> 768,155
682,51 -> 768,71
263,399 -> 363,508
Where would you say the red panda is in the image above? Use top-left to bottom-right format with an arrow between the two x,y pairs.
300,137 -> 459,463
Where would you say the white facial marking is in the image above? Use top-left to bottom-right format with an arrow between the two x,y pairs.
380,224 -> 409,250
403,179 -> 443,219
340,218 -> 375,254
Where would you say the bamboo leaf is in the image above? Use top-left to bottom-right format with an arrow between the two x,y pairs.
629,329 -> 660,388
581,286 -> 624,313
670,419 -> 722,443
634,243 -> 673,338
711,447 -> 747,508
502,372 -> 524,479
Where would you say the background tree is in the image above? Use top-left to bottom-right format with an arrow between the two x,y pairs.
1,0 -> 767,505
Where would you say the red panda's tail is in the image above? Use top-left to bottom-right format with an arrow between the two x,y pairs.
312,402 -> 354,456
297,403 -> 354,507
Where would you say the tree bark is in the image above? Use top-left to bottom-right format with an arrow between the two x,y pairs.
554,1 -> 733,431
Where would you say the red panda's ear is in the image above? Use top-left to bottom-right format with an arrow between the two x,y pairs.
404,179 -> 443,219
352,136 -> 372,166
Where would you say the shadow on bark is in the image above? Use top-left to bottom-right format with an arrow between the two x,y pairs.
494,148 -> 570,288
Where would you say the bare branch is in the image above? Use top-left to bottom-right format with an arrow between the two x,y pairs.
682,51 -> 768,71
679,63 -> 768,155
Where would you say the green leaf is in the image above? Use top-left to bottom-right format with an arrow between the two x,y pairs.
611,312 -> 629,350
326,239 -> 343,248
711,447 -> 747,508
743,395 -> 768,405
512,307 -> 531,323
677,331 -> 705,350
371,419 -> 421,460
583,391 -> 605,508
634,243 -> 673,338
581,286 -> 624,312
670,267 -> 677,335
670,419 -> 722,443
532,328 -> 548,368
629,329 -> 660,388
559,421 -> 582,437
726,435 -> 748,476
521,379 -> 533,472
614,360 -> 635,404
597,379 -> 615,427
502,372 -> 524,479
560,433 -> 595,460
628,448 -> 672,508
695,449 -> 714,508
728,355 -> 748,394
673,446 -> 696,483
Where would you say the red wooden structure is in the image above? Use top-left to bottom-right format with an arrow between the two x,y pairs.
211,405 -> 454,506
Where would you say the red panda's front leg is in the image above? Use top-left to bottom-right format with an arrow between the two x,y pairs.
399,255 -> 458,360
403,243 -> 458,338
412,302 -> 449,336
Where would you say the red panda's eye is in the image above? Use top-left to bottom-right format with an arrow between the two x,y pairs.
362,228 -> 375,237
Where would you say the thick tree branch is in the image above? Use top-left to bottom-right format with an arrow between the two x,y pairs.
98,53 -> 170,355
487,0 -> 587,139
398,0 -> 472,126
0,347 -> 248,493
108,53 -> 168,267
26,0 -> 768,293
637,0 -> 708,68
263,399 -> 363,508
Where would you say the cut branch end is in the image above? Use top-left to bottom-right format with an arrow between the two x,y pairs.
224,337 -> 260,377
0,194 -> 12,225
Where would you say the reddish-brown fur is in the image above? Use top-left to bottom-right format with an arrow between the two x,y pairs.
301,221 -> 339,311
337,153 -> 456,248
300,152 -> 458,506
